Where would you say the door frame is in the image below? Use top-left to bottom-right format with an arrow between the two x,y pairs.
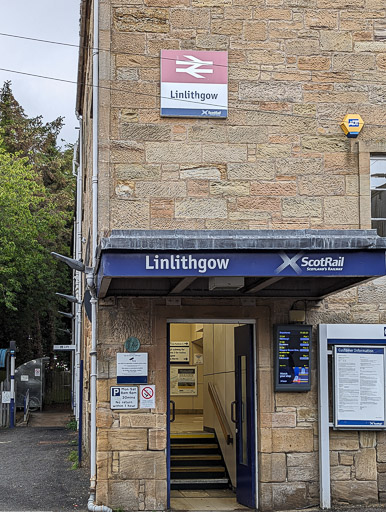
166,318 -> 258,510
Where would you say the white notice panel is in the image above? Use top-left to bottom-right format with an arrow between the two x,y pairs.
334,346 -> 386,428
117,353 -> 148,384
110,386 -> 138,409
170,366 -> 197,396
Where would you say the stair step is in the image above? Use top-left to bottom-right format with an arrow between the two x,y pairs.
171,432 -> 215,439
171,454 -> 222,460
171,466 -> 226,472
171,478 -> 229,490
171,443 -> 218,449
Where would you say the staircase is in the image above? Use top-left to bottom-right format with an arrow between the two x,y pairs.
170,431 -> 230,490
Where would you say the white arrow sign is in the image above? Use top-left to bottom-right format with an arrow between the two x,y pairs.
176,56 -> 214,79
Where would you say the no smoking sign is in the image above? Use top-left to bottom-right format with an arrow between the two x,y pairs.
140,385 -> 155,409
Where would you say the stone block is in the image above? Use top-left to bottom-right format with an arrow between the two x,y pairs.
305,10 -> 337,28
272,483 -> 307,510
331,481 -> 378,505
210,181 -> 250,196
110,480 -> 139,509
121,123 -> 171,142
321,31 -> 353,51
261,412 -> 297,428
146,143 -> 202,164
287,452 -> 318,467
196,34 -> 228,49
212,20 -> 243,35
228,161 -> 276,180
96,408 -> 114,428
239,81 -> 302,103
119,451 -> 166,479
111,199 -> 150,229
298,56 -> 331,70
360,431 -> 376,448
339,453 -> 354,465
330,465 -> 351,480
378,443 -> 386,462
379,473 -> 386,491
170,8 -> 210,29
285,39 -> 320,55
272,428 -> 314,453
175,198 -> 227,219
251,181 -> 297,196
136,181 -> 186,198
330,432 -> 359,451
302,136 -> 350,153
260,453 -> 287,482
276,158 -> 323,176
120,413 -> 157,428
299,175 -> 345,196
202,144 -> 247,163
355,448 -> 377,480
189,126 -> 227,143
324,197 -> 359,226
180,165 -> 222,180
113,8 -> 169,33
331,452 -> 339,466
282,198 -> 322,218
288,464 -> 318,481
148,429 -> 167,450
144,479 -> 167,511
98,429 -> 148,451
228,126 -> 267,143
333,53 -> 376,71
151,199 -> 174,219
244,21 -> 267,40
238,196 -> 281,212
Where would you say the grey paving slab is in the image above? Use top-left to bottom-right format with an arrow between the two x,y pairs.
0,427 -> 89,512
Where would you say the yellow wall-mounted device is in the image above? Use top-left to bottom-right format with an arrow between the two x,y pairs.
340,114 -> 364,138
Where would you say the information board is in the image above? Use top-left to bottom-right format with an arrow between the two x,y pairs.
170,341 -> 190,363
334,346 -> 386,428
170,366 -> 197,396
274,324 -> 312,391
117,353 -> 148,384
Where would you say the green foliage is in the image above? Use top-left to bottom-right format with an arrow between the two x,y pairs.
68,449 -> 79,470
0,82 -> 75,363
66,418 -> 78,431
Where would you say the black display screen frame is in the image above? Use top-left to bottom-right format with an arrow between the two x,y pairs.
274,324 -> 312,392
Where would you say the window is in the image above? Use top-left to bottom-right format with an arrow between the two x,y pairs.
370,154 -> 386,237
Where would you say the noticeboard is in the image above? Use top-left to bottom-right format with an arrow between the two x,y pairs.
170,366 -> 197,396
170,341 -> 190,364
274,324 -> 312,392
334,345 -> 386,429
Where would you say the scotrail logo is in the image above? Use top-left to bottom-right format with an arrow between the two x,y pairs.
145,254 -> 230,274
275,252 -> 345,274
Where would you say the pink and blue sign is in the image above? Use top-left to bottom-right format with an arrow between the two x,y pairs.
160,50 -> 228,118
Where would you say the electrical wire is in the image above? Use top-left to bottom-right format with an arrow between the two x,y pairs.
0,66 -> 385,127
0,31 -> 386,89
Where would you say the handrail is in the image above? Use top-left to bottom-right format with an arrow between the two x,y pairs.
208,382 -> 233,445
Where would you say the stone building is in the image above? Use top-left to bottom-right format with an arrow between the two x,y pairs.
72,0 -> 386,510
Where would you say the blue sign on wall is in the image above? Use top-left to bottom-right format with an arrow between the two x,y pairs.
98,250 -> 386,283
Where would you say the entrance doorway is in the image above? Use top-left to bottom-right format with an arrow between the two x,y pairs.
167,321 -> 257,511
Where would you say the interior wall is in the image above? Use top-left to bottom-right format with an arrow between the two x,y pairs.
170,323 -> 203,411
203,324 -> 237,487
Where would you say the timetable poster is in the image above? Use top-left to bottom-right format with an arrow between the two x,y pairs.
275,325 -> 312,391
334,346 -> 385,428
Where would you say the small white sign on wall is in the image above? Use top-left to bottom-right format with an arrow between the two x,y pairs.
170,341 -> 190,363
2,391 -> 11,404
140,385 -> 156,409
110,386 -> 138,410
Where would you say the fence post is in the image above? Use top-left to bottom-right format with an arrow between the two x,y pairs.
9,341 -> 16,429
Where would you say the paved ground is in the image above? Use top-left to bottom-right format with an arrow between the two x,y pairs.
0,426 -> 89,512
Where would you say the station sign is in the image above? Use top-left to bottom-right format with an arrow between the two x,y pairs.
53,345 -> 75,351
160,50 -> 228,118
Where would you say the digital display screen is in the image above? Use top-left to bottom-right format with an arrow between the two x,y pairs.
274,325 -> 312,391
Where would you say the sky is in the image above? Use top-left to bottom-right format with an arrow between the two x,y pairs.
0,0 -> 81,146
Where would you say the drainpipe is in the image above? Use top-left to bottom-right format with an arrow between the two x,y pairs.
72,139 -> 80,421
87,0 -> 111,510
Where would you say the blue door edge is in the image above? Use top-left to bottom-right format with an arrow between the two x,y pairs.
167,322 -> 171,509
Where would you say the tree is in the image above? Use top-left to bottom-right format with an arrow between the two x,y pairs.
0,82 -> 75,363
